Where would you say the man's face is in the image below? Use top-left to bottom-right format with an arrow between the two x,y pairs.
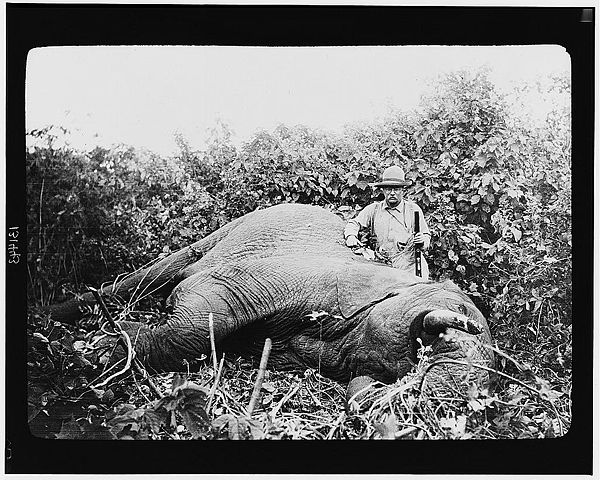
383,187 -> 403,207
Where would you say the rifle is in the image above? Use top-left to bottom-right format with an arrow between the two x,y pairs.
414,211 -> 422,277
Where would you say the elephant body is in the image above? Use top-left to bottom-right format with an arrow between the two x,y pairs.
50,203 -> 493,386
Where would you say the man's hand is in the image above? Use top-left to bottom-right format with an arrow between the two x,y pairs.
413,232 -> 426,248
345,235 -> 363,248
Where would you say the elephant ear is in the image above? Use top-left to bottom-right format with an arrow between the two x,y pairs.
336,264 -> 418,319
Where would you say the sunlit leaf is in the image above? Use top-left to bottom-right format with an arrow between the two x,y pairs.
374,414 -> 398,439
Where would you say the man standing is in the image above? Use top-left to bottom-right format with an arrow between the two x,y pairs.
344,165 -> 431,278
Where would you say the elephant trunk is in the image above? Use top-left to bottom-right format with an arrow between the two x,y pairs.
420,328 -> 494,397
411,308 -> 494,396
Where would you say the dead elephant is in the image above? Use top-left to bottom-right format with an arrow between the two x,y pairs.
49,203 -> 494,397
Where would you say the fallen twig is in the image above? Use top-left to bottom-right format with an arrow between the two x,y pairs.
89,287 -> 118,329
132,371 -> 152,403
247,338 -> 272,416
207,354 -> 226,412
346,379 -> 381,412
132,361 -> 163,398
208,313 -> 218,375
325,411 -> 346,440
366,380 -> 415,419
548,399 -> 565,437
303,382 -> 322,406
419,359 -> 538,397
90,328 -> 134,389
483,343 -> 531,372
84,355 -> 126,393
395,425 -> 418,439
88,287 -> 162,397
270,382 -> 301,418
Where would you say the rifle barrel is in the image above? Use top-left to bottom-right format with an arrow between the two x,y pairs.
414,211 -> 422,277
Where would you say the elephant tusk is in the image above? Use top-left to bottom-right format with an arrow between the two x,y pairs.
422,309 -> 483,335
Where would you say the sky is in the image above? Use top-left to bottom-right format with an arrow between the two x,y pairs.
26,45 -> 570,156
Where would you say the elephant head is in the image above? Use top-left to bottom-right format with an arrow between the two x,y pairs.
336,271 -> 493,400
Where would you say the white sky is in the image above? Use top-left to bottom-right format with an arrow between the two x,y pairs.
26,45 -> 570,156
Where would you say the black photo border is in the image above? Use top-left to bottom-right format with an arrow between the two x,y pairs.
5,4 -> 594,474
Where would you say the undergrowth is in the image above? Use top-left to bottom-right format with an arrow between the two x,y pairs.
27,302 -> 570,441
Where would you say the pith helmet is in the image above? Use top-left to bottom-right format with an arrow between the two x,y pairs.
372,165 -> 412,188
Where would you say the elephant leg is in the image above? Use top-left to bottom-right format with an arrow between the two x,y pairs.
135,303 -> 229,371
47,218 -> 241,325
89,313 -> 222,374
130,270 -> 267,371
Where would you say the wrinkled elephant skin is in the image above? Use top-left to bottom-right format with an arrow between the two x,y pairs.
49,204 -> 494,389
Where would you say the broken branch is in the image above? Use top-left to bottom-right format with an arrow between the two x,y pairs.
247,338 -> 272,416
208,312 -> 218,375
88,287 -> 161,397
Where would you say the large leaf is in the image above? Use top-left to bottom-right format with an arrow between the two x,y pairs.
56,417 -> 83,440
374,414 -> 398,440
181,404 -> 209,439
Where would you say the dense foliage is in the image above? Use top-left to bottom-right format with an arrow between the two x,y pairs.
26,68 -> 571,440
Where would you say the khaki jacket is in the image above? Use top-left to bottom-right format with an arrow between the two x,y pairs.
344,199 -> 431,277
